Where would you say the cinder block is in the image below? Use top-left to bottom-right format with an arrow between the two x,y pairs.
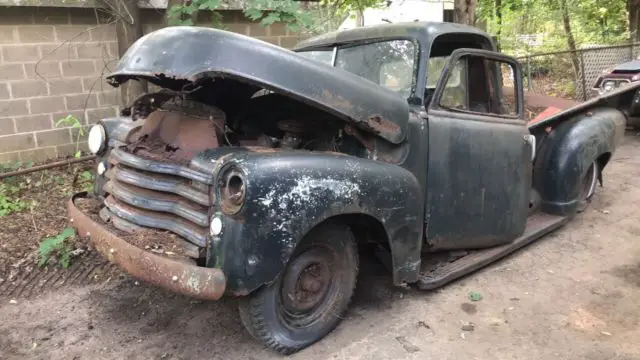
15,114 -> 52,133
35,128 -> 71,147
2,45 -> 40,62
0,83 -> 9,99
40,43 -> 77,61
66,93 -> 98,110
0,64 -> 26,80
17,25 -> 56,43
86,107 -> 118,124
49,78 -> 84,95
0,99 -> 29,117
20,146 -> 58,162
55,25 -> 91,43
10,80 -> 48,98
0,151 -> 21,163
29,96 -> 66,114
76,42 -> 112,59
0,26 -> 17,44
0,133 -> 36,152
61,60 -> 95,77
0,117 -> 15,135
24,61 -> 61,79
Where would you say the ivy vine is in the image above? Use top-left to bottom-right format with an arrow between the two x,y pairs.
167,0 -> 313,33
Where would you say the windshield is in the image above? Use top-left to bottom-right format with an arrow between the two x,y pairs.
298,40 -> 416,99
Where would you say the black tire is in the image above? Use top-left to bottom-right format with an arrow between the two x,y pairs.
238,223 -> 359,354
577,161 -> 599,213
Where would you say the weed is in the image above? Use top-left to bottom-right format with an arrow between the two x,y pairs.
75,170 -> 94,193
56,115 -> 85,158
468,291 -> 483,302
0,183 -> 27,216
38,227 -> 76,268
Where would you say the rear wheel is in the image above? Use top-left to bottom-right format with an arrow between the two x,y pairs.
238,223 -> 359,354
577,161 -> 599,213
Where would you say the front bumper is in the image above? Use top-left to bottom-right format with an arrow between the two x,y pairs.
68,192 -> 226,300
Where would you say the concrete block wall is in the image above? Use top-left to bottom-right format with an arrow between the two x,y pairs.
0,6 -> 303,163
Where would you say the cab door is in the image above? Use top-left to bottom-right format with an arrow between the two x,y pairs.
424,49 -> 532,250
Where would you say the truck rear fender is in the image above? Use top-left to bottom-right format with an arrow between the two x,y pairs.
532,106 -> 625,215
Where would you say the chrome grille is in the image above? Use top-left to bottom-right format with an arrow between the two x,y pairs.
103,147 -> 212,256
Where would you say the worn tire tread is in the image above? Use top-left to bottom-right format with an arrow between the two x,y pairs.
238,223 -> 359,355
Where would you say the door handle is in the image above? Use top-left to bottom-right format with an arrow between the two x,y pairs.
524,134 -> 536,161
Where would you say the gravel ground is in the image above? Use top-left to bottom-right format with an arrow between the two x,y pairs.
1,134 -> 640,360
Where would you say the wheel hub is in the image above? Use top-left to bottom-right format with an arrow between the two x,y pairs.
281,256 -> 331,313
280,247 -> 336,326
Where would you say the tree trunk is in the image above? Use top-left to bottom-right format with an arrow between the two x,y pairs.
114,0 -> 147,106
629,0 -> 640,42
495,0 -> 502,42
558,0 -> 580,79
355,8 -> 364,27
454,0 -> 477,26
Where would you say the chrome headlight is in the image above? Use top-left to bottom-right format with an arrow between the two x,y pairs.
218,168 -> 246,215
602,80 -> 616,93
88,124 -> 106,155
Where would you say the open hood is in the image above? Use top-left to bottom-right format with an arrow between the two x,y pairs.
107,26 -> 409,144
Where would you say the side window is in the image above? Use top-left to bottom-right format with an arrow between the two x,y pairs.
439,60 -> 467,110
438,54 -> 519,118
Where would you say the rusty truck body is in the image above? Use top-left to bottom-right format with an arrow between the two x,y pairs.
68,22 -> 640,354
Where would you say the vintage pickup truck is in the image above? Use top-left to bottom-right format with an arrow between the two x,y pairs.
68,22 -> 640,354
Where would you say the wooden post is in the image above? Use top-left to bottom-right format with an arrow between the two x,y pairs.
114,0 -> 147,107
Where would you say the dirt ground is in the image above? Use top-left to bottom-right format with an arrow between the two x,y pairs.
1,134 -> 640,360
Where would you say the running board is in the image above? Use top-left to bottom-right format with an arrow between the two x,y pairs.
417,212 -> 569,290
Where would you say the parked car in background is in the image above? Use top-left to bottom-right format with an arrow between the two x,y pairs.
593,59 -> 640,128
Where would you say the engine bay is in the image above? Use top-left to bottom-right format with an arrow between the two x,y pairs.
122,88 -> 367,163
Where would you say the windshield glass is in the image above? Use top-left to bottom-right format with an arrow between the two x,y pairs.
298,50 -> 333,65
298,40 -> 416,99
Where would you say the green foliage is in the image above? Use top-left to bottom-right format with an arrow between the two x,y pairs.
0,183 -> 28,217
168,0 -> 224,27
477,0 -> 631,56
78,170 -> 94,192
245,0 -> 313,33
55,115 -> 84,158
56,115 -> 84,136
469,291 -> 483,302
38,227 -> 76,268
168,0 -> 313,32
0,161 -> 36,216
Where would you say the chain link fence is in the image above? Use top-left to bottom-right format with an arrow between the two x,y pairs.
518,43 -> 640,101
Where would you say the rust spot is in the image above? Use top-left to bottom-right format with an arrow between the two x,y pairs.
366,115 -> 400,135
127,105 -> 224,164
344,125 -> 374,151
68,194 -> 226,300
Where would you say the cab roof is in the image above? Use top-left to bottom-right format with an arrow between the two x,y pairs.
294,21 -> 492,51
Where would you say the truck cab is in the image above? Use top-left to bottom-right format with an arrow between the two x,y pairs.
69,22 -> 631,354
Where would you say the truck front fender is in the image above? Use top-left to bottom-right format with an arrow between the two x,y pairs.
200,149 -> 424,295
533,106 -> 626,215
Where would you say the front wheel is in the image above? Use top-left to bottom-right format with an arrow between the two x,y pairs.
577,161 -> 599,213
238,223 -> 359,354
